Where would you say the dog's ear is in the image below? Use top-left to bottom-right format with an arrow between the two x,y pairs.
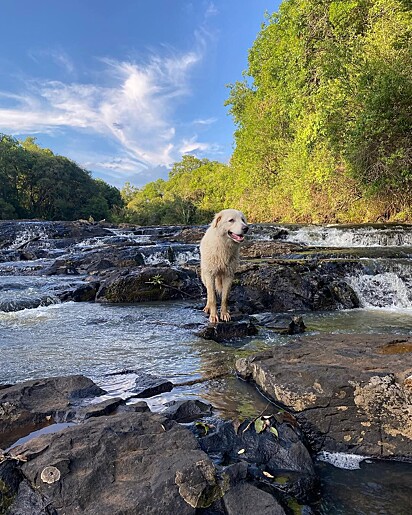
212,212 -> 222,228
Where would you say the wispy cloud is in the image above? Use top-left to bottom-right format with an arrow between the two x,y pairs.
0,26 -> 221,181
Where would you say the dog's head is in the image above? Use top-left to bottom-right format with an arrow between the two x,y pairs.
212,209 -> 249,243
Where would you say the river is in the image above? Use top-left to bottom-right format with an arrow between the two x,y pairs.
1,221 -> 412,514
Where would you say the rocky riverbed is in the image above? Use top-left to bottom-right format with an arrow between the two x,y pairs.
1,220 -> 412,513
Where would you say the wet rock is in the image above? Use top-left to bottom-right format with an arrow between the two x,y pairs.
3,411 -> 222,514
199,417 -> 317,505
223,482 -> 286,515
241,240 -> 303,259
163,399 -> 212,422
252,313 -> 306,335
0,296 -> 58,313
75,398 -> 125,420
236,334 -> 412,458
96,266 -> 200,303
170,227 -> 206,243
196,318 -> 258,342
232,263 -> 359,313
58,282 -> 99,302
0,375 -> 105,449
123,401 -> 150,413
132,372 -> 174,398
175,458 -> 229,508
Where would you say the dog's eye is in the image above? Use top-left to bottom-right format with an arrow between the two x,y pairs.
228,218 -> 234,223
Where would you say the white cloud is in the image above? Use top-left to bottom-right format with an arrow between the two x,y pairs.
0,34 -> 221,179
179,135 -> 221,155
192,117 -> 217,126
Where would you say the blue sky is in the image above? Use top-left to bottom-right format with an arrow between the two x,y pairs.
0,1 -> 279,188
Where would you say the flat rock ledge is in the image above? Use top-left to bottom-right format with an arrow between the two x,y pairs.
236,334 -> 412,459
0,375 -> 317,514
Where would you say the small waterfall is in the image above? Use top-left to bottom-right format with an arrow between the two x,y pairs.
10,222 -> 52,249
251,223 -> 412,247
347,272 -> 412,309
141,245 -> 200,265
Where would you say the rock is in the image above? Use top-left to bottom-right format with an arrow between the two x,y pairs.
123,401 -> 150,413
58,282 -> 99,302
96,266 -> 199,303
223,482 -> 286,515
0,375 -> 105,449
175,458 -> 229,508
76,398 -> 125,420
3,412 -> 222,514
163,399 -> 212,422
196,318 -> 258,342
199,418 -> 317,504
169,227 -> 206,243
132,372 -> 174,398
236,334 -> 412,458
252,313 -> 306,335
232,263 -> 360,314
241,240 -> 303,259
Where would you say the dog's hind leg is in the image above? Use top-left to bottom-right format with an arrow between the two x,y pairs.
220,275 -> 233,322
202,274 -> 219,324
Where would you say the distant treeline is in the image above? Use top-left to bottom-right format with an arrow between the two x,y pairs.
0,134 -> 123,221
123,0 -> 412,225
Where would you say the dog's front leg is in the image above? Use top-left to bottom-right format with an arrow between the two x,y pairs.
220,275 -> 233,322
203,274 -> 219,324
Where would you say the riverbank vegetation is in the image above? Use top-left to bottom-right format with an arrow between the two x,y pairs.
124,0 -> 412,225
0,135 -> 123,221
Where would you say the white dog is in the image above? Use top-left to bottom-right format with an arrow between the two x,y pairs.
200,209 -> 249,323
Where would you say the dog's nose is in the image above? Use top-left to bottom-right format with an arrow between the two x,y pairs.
243,225 -> 249,233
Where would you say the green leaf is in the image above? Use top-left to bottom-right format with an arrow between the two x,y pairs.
270,426 -> 279,438
254,417 -> 265,434
195,422 -> 210,435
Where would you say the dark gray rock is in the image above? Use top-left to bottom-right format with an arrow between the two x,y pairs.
199,417 -> 317,504
75,398 -> 125,420
196,318 -> 258,342
3,412 -> 224,514
123,401 -> 150,413
223,482 -> 286,515
163,399 -> 212,422
132,372 -> 174,398
0,375 -> 105,449
58,282 -> 99,302
236,334 -> 412,458
252,313 -> 306,335
232,263 -> 360,313
96,266 -> 200,303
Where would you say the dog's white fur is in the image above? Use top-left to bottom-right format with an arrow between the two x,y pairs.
200,209 -> 249,323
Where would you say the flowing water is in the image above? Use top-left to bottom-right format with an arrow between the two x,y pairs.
1,221 -> 412,514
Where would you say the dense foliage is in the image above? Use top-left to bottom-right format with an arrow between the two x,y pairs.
0,135 -> 123,221
125,0 -> 412,224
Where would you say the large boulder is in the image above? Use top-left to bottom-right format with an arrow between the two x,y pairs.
236,334 -> 412,458
199,417 -> 317,505
96,266 -> 200,303
0,376 -> 105,449
232,263 -> 359,313
2,412 -> 227,514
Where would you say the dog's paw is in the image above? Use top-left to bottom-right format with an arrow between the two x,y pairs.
203,305 -> 210,314
220,311 -> 231,322
209,313 -> 219,324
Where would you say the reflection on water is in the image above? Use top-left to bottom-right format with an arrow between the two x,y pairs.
317,460 -> 412,515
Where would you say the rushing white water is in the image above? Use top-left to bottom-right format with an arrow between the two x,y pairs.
280,224 -> 412,247
347,272 -> 412,309
317,451 -> 369,470
10,223 -> 52,249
